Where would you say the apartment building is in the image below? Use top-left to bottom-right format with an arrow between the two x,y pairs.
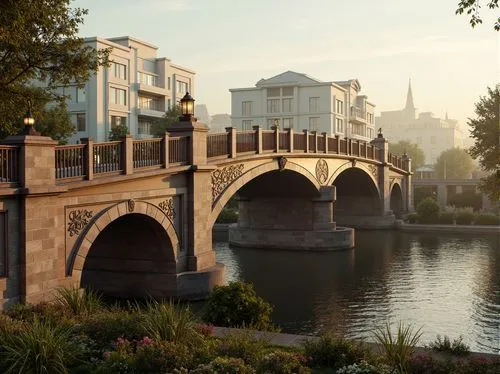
230,71 -> 376,141
60,36 -> 195,143
376,80 -> 465,164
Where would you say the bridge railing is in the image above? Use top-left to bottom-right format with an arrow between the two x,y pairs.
169,136 -> 189,165
0,145 -> 19,185
207,132 -> 229,158
236,131 -> 257,154
55,144 -> 86,180
133,138 -> 162,169
93,141 -> 123,175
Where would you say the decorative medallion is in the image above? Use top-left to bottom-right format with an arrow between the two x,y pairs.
315,159 -> 329,184
67,209 -> 93,237
277,156 -> 287,171
159,198 -> 175,222
128,199 -> 135,212
212,164 -> 244,202
368,165 -> 378,179
351,159 -> 357,167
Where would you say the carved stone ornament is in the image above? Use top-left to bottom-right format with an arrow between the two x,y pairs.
315,159 -> 329,184
351,159 -> 357,167
212,164 -> 244,202
128,199 -> 135,212
277,156 -> 287,171
159,198 -> 175,222
67,209 -> 93,237
368,165 -> 378,179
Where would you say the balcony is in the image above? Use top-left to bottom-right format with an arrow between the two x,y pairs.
349,106 -> 366,125
137,83 -> 168,97
137,103 -> 165,118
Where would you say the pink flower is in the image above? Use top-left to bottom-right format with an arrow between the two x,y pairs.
138,336 -> 153,346
103,351 -> 111,359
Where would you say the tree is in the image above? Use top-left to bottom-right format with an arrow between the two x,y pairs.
468,86 -> 500,202
0,0 -> 109,136
108,124 -> 129,141
151,106 -> 182,136
456,0 -> 500,30
36,104 -> 75,145
434,148 -> 474,179
388,140 -> 425,171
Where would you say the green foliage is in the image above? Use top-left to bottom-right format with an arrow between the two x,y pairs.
456,0 -> 500,30
437,211 -> 456,224
434,148 -> 475,179
203,281 -> 274,330
303,334 -> 370,370
5,301 -> 71,327
372,321 -> 422,374
140,300 -> 201,345
257,350 -> 311,373
388,141 -> 425,171
427,335 -> 470,356
0,0 -> 110,137
192,356 -> 255,374
475,213 -> 500,225
215,330 -> 269,366
468,86 -> 500,202
151,105 -> 183,136
216,208 -> 239,223
54,286 -> 102,316
336,360 -> 390,374
416,198 -> 440,223
34,103 -> 75,144
413,186 -> 436,207
407,213 -> 419,223
134,339 -> 194,372
108,124 -> 129,141
456,210 -> 475,224
0,317 -> 80,374
447,191 -> 483,211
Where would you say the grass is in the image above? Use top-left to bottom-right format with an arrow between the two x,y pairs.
427,335 -> 470,356
54,286 -> 102,316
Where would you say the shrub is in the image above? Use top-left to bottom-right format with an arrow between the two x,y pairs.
216,208 -> 239,223
456,210 -> 474,225
0,317 -> 81,374
303,334 -> 370,370
192,357 -> 255,374
409,353 -> 456,374
54,286 -> 102,316
215,330 -> 269,366
134,339 -> 194,372
426,335 -> 470,356
5,301 -> 69,326
372,321 -> 422,374
406,213 -> 419,224
336,360 -> 391,374
437,211 -> 455,224
474,213 -> 500,225
203,281 -> 273,330
416,198 -> 440,223
257,350 -> 311,373
140,300 -> 201,345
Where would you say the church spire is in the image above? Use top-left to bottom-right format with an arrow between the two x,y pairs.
405,78 -> 415,110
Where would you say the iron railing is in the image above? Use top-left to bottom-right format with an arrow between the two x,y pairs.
0,146 -> 19,184
133,138 -> 162,169
169,136 -> 189,165
55,145 -> 85,179
207,133 -> 229,158
93,141 -> 122,174
236,131 -> 256,153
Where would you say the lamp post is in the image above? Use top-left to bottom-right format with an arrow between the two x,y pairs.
179,92 -> 195,121
22,103 -> 40,136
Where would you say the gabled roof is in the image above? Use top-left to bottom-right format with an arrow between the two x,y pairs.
256,71 -> 323,87
334,79 -> 361,92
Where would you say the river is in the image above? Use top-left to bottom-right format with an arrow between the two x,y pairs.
213,230 -> 500,354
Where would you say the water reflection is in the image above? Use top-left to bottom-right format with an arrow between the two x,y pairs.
214,230 -> 500,353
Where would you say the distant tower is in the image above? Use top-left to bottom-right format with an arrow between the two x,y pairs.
404,78 -> 416,120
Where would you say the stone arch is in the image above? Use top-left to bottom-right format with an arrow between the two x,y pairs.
327,160 -> 381,197
68,200 -> 180,282
390,180 -> 404,217
209,159 -> 321,227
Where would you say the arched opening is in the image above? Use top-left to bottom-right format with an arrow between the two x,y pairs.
81,213 -> 176,298
390,183 -> 403,218
333,167 -> 381,222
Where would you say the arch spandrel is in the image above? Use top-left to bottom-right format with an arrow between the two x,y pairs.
327,161 -> 381,198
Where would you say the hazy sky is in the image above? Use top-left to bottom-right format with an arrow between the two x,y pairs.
75,0 -> 499,126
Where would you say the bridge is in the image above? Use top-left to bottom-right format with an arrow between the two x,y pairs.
0,119 -> 411,308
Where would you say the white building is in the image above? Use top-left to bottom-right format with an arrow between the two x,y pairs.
230,71 -> 376,141
60,36 -> 195,143
376,80 -> 465,164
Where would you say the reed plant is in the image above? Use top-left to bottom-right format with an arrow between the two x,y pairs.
54,286 -> 102,316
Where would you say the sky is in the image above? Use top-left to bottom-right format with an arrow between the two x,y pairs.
75,0 -> 499,128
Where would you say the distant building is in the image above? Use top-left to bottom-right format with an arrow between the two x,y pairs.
53,36 -> 195,143
376,80 -> 465,164
194,104 -> 211,128
230,71 -> 376,142
210,113 -> 231,133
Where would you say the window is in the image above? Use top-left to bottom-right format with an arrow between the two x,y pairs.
416,136 -> 422,143
138,120 -> 151,135
309,97 -> 320,112
76,113 -> 86,132
267,99 -> 280,113
139,96 -> 161,111
110,87 -> 126,105
111,115 -> 127,128
77,87 -> 86,103
367,112 -> 374,124
242,120 -> 253,130
282,87 -> 294,96
0,211 -> 6,277
177,81 -> 188,94
282,98 -> 292,113
267,87 -> 280,97
167,77 -> 171,90
336,118 -> 343,133
431,136 -> 436,144
367,127 -> 373,138
112,62 -> 127,80
267,118 -> 279,129
138,72 -> 158,87
242,101 -> 253,116
282,117 -> 294,129
336,99 -> 343,114
352,123 -> 365,136
309,117 -> 319,132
